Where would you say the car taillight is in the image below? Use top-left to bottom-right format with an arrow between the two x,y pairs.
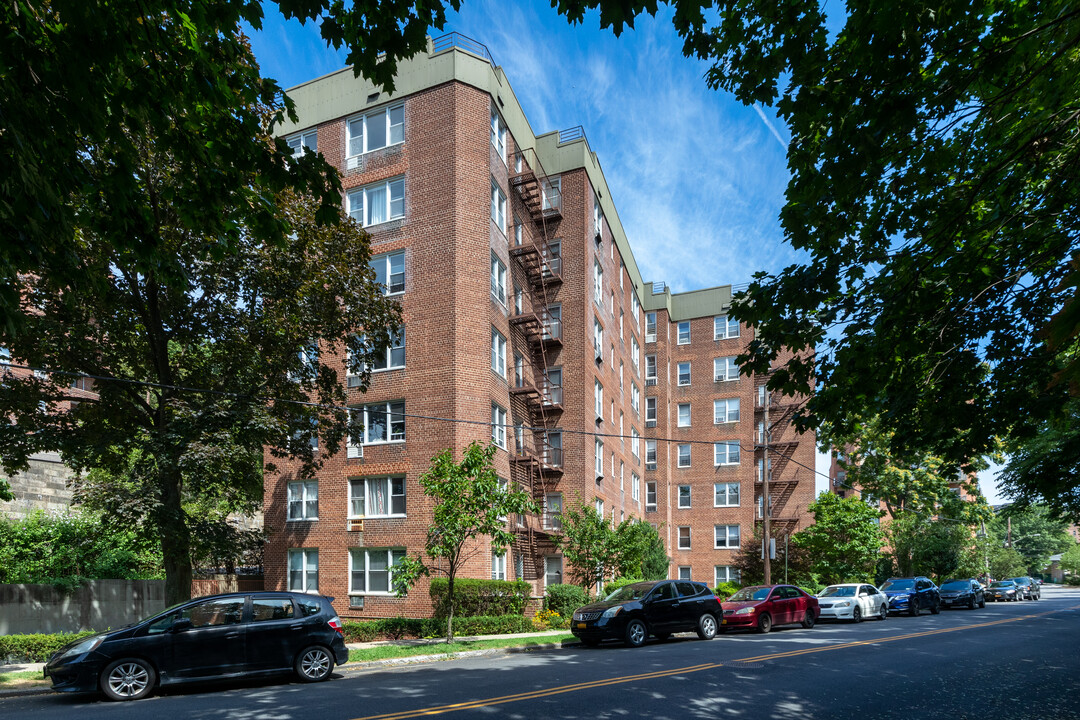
328,616 -> 344,636
714,595 -> 723,606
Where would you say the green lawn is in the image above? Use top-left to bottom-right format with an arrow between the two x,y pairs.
347,634 -> 575,662
0,670 -> 48,688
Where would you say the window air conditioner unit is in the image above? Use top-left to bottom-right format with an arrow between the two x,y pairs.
347,519 -> 364,532
646,378 -> 657,387
646,462 -> 656,471
346,156 -> 360,171
646,420 -> 656,428
347,443 -> 363,459
350,596 -> 365,609
348,375 -> 362,388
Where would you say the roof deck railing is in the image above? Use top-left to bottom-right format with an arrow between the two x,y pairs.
431,32 -> 496,66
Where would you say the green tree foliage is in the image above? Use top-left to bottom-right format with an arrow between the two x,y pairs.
887,514 -> 982,581
987,545 -> 1028,581
988,505 -> 1075,573
0,510 -> 162,587
391,443 -> 536,643
998,398 -> 1080,522
791,491 -> 884,585
637,523 -> 670,580
554,502 -> 663,589
1059,543 -> 1080,576
733,527 -> 815,588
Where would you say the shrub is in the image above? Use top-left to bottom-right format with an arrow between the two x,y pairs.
603,577 -> 645,597
712,581 -> 741,600
429,578 -> 531,618
1066,575 -> 1080,586
543,583 -> 590,619
0,631 -> 98,664
341,614 -> 535,643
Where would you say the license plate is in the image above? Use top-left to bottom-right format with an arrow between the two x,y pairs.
721,619 -> 727,625
577,622 -> 586,629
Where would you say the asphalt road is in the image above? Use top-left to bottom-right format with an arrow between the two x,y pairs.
5,586 -> 1078,720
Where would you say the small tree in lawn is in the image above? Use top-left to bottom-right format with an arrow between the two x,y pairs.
555,500 -> 620,591
392,442 -> 536,642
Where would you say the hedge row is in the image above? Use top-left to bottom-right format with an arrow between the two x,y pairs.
542,584 -> 590,619
0,630 -> 97,664
342,614 -> 535,642
429,578 -> 531,618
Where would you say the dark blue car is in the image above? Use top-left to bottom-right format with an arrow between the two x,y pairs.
880,577 -> 941,616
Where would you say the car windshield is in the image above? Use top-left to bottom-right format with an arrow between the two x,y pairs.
1012,578 -> 1030,585
604,583 -> 655,602
881,579 -> 914,591
940,581 -> 971,591
819,586 -> 856,597
989,581 -> 1014,588
728,587 -> 772,602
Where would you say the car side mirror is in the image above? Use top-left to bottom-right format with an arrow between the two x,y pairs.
170,618 -> 194,633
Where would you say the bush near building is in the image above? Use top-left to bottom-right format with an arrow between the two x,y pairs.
543,584 -> 590,621
429,578 -> 530,618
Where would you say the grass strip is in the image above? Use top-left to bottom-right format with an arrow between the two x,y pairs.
0,670 -> 48,688
348,634 -> 575,662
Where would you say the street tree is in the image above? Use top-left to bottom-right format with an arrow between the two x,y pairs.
988,505 -> 1075,574
888,513 -> 982,581
791,491 -> 884,585
987,545 -> 1028,581
1059,543 -> 1080,577
555,502 -> 663,589
392,442 -> 536,642
998,398 -> 1080,522
733,527 -> 815,587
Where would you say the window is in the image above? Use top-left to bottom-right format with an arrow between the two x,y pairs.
349,548 -> 406,595
544,493 -> 563,531
545,556 -> 563,588
646,482 -> 657,511
349,476 -> 406,517
631,427 -> 640,461
594,380 -> 604,419
370,250 -> 405,295
715,525 -> 741,549
491,328 -> 506,377
757,457 -> 773,482
645,440 -> 657,470
287,480 -> 318,521
593,190 -> 603,236
596,497 -> 604,517
619,362 -> 624,394
546,367 -> 563,404
491,179 -> 506,233
714,441 -> 741,466
714,315 -> 740,339
347,103 -> 404,157
355,401 -> 406,444
678,566 -> 692,581
619,311 -> 625,342
631,337 -> 640,374
595,437 -> 604,477
645,397 -> 657,424
631,472 -> 640,502
288,549 -> 319,592
645,355 -> 657,383
545,304 -> 562,341
514,285 -> 523,315
677,403 -> 691,428
491,254 -> 506,304
714,356 -> 739,382
714,482 -> 740,507
677,362 -> 691,386
677,444 -> 691,468
619,461 -> 625,490
251,597 -> 295,623
678,526 -> 691,550
715,566 -> 741,586
348,177 -> 405,227
619,412 -> 624,448
592,259 -> 604,306
513,217 -> 523,246
490,104 -> 507,160
286,129 -> 317,157
492,404 -> 507,448
364,329 -> 405,371
594,318 -> 604,361
542,177 -> 561,213
714,398 -> 740,424
631,384 -> 640,415
514,354 -> 525,388
678,485 -> 691,508
546,430 -> 563,466
492,551 -> 507,581
677,321 -> 691,344
645,312 -> 656,342
631,292 -> 640,321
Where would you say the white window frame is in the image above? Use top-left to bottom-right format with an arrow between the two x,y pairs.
492,403 -> 507,449
544,555 -> 563,588
631,337 -> 640,375
346,103 -> 404,159
349,547 -> 406,596
631,292 -> 640,321
714,398 -> 740,424
677,403 -> 691,427
646,481 -> 657,512
349,476 -> 406,518
714,441 -> 741,466
645,439 -> 657,469
645,397 -> 657,424
491,179 -> 506,234
631,427 -> 640,461
631,384 -> 640,415
490,104 -> 507,161
492,328 -> 507,377
491,254 -> 507,304
287,480 -> 319,521
492,550 -> 507,581
594,318 -> 604,361
593,259 -> 604,307
370,250 -> 405,295
715,565 -> 741,586
678,484 -> 691,508
677,444 -> 691,468
714,525 -> 741,549
354,401 -> 406,444
594,380 -> 604,419
286,129 -> 317,158
348,177 -> 405,227
677,321 -> 691,344
714,315 -> 740,340
631,472 -> 640,502
645,355 -> 657,382
678,526 -> 691,550
678,362 -> 691,386
714,482 -> 740,507
595,437 -> 604,477
360,328 -> 404,372
288,548 -> 319,593
714,356 -> 739,382
645,311 -> 656,342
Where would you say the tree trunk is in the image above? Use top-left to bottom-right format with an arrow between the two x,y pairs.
446,572 -> 455,643
159,465 -> 193,606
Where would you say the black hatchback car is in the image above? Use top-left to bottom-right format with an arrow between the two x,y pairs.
44,592 -> 349,701
570,580 -> 723,647
938,579 -> 986,610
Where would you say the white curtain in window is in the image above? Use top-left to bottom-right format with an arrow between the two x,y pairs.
367,185 -> 387,226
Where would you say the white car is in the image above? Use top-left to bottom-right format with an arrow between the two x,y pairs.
816,583 -> 889,622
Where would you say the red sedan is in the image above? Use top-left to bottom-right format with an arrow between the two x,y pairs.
721,584 -> 819,633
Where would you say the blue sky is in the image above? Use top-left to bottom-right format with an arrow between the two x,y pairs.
245,0 -> 1006,504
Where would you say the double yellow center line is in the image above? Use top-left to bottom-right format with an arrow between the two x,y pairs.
352,605 -> 1077,720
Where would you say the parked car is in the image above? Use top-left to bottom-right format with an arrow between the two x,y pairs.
44,592 -> 349,701
570,580 -> 723,648
880,577 -> 941,616
720,585 -> 819,633
816,583 -> 889,622
986,580 -> 1020,601
938,579 -> 986,609
1010,576 -> 1040,600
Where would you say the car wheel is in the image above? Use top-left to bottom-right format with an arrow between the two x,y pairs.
295,645 -> 335,682
909,597 -> 920,616
852,607 -> 862,623
100,658 -> 156,702
624,619 -> 648,648
801,610 -> 816,629
757,613 -> 773,634
969,596 -> 976,610
930,600 -> 941,615
879,603 -> 888,620
979,598 -> 986,608
696,614 -> 718,640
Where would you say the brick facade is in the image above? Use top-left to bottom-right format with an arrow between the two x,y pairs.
265,37 -> 816,619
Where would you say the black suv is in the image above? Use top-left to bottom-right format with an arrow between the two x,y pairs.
45,592 -> 349,701
571,580 -> 723,647
880,576 -> 941,616
938,579 -> 986,610
1010,576 -> 1040,600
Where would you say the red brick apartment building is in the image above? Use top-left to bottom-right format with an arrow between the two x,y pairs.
265,34 -> 816,620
